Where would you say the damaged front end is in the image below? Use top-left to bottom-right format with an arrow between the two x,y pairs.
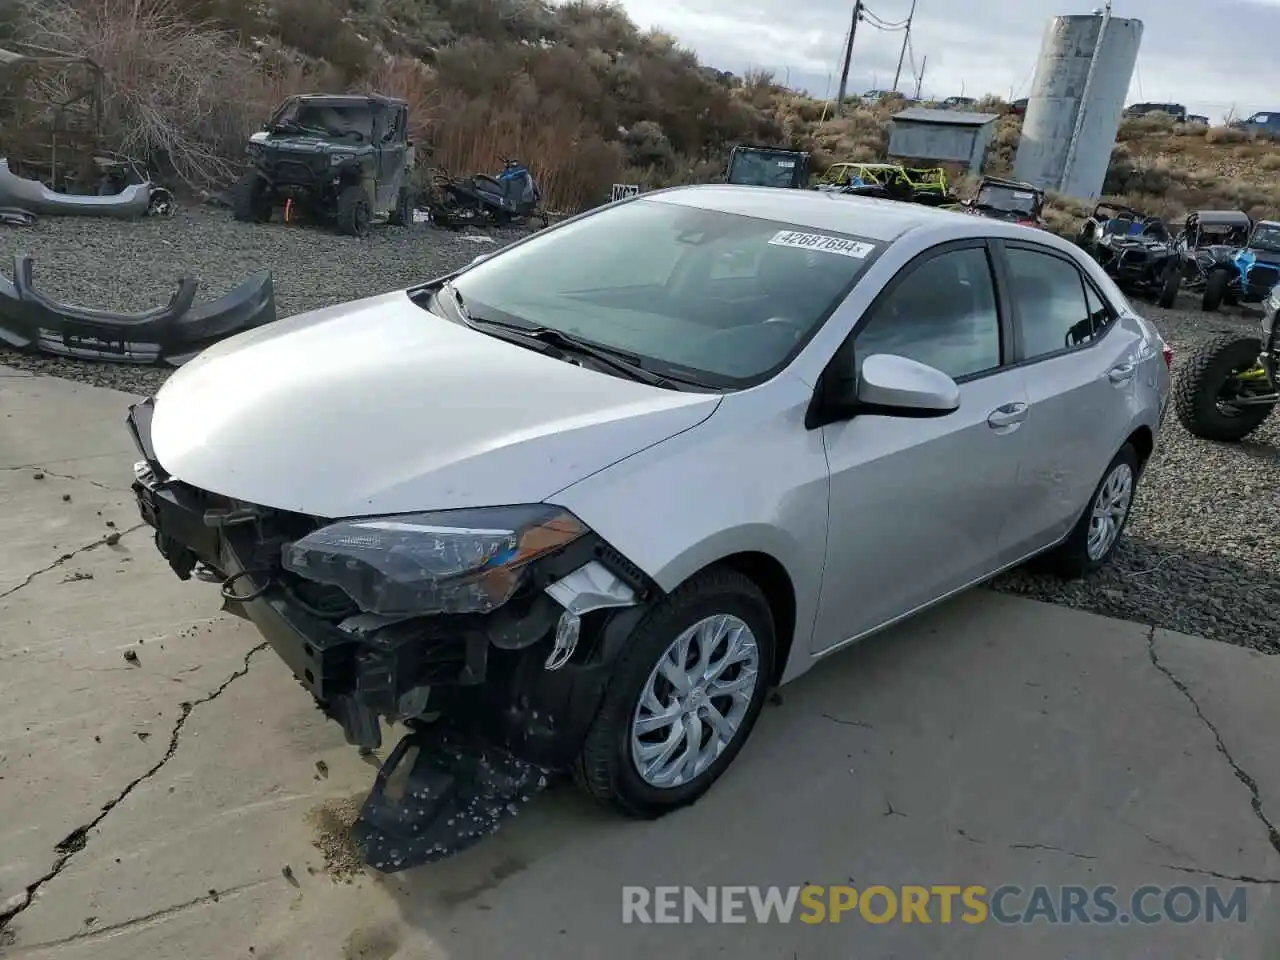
126,398 -> 655,870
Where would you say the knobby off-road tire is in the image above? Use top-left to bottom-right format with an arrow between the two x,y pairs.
1038,443 -> 1141,579
574,567 -> 776,819
1157,262 -> 1181,308
1202,269 -> 1230,312
388,186 -> 412,227
336,184 -> 371,237
231,172 -> 272,223
1172,333 -> 1275,442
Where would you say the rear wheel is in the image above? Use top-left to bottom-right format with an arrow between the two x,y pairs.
336,184 -> 371,236
388,185 -> 412,226
575,568 -> 774,818
231,172 -> 272,223
1039,444 -> 1140,578
1172,333 -> 1275,441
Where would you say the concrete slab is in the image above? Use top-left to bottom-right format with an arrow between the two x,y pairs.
2,371 -> 1279,959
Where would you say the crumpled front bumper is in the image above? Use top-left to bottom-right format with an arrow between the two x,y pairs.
0,254 -> 275,364
124,398 -> 652,870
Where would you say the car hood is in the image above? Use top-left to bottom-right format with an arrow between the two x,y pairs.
148,291 -> 721,517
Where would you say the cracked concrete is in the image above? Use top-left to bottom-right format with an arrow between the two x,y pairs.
3,366 -> 1280,958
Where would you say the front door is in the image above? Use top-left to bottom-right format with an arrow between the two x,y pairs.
812,242 -> 1028,653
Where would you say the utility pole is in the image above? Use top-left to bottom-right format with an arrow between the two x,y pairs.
892,0 -> 918,92
834,0 -> 861,114
913,56 -> 927,99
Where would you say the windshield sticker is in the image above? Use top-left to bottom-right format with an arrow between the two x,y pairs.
776,160 -> 796,167
1012,191 -> 1034,199
769,230 -> 874,258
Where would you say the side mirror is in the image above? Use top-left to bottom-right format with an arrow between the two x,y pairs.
807,350 -> 959,428
857,353 -> 960,415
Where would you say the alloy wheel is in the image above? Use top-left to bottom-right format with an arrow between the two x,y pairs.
1087,462 -> 1134,560
630,614 -> 761,789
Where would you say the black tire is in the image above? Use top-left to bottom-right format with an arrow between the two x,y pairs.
1172,333 -> 1275,441
336,184 -> 371,236
1039,443 -> 1141,579
1157,262 -> 1181,307
388,185 -> 412,226
1202,268 -> 1229,312
574,567 -> 776,819
231,172 -> 272,223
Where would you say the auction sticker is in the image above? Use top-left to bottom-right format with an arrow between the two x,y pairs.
768,230 -> 874,258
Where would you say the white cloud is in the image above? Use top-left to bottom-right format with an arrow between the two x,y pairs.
608,0 -> 1280,124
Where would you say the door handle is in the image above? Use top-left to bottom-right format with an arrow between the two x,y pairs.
987,402 -> 1028,429
1108,363 -> 1136,383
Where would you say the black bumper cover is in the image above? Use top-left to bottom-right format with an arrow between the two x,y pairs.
0,254 -> 275,364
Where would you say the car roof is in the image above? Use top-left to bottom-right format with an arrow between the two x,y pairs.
1194,210 -> 1251,225
294,93 -> 407,108
643,184 -> 978,243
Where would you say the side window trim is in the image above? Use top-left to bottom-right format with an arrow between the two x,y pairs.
997,239 -> 1120,368
846,238 -> 1010,384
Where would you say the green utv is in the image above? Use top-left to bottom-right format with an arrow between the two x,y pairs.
232,94 -> 415,237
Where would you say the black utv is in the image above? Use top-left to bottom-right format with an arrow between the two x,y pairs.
232,94 -> 415,236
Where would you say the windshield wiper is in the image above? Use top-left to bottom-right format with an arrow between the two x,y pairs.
441,283 -> 675,388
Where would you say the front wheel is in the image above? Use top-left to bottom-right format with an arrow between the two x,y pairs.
1202,269 -> 1230,312
231,172 -> 272,223
1172,333 -> 1275,441
336,184 -> 371,236
1157,261 -> 1181,307
575,568 -> 775,818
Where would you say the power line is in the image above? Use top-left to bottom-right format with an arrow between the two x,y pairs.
860,5 -> 910,28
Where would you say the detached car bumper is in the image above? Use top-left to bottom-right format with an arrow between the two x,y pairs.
0,255 -> 275,365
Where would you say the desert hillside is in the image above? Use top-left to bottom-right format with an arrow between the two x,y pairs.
2,0 -> 1278,231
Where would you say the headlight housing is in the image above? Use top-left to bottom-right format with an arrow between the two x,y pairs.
282,505 -> 587,617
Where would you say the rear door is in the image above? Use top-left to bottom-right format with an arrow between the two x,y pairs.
993,240 -> 1144,559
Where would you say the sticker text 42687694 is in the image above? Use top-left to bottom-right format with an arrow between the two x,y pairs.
768,230 -> 875,259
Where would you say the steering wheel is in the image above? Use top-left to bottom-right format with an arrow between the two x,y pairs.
760,317 -> 805,342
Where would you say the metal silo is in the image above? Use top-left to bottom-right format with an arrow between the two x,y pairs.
1013,8 -> 1143,202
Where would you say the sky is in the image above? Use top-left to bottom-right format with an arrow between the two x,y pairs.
607,0 -> 1280,124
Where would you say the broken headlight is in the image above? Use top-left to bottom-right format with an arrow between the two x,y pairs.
281,505 -> 587,617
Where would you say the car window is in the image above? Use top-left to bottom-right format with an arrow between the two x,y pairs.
854,246 -> 1001,379
448,198 -> 885,386
1005,248 -> 1097,357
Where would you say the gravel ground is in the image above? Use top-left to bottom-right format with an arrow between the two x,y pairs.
2,208 -> 1277,652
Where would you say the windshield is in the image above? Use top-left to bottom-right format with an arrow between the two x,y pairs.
1250,223 -> 1280,253
975,184 -> 1038,215
272,100 -> 373,141
728,152 -> 801,188
446,198 -> 883,386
